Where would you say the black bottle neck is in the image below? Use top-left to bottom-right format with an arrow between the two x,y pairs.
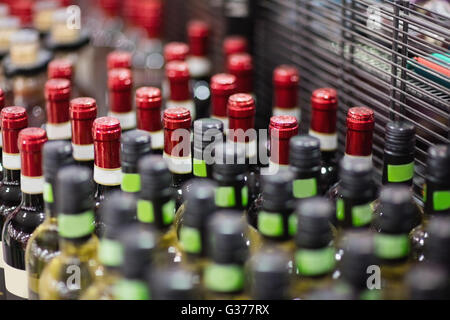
2,168 -> 21,183
22,192 -> 45,211
382,151 -> 415,186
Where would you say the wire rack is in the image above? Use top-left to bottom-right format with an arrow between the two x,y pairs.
165,0 -> 449,197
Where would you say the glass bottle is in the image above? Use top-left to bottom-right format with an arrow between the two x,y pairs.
166,61 -> 196,120
223,36 -> 248,66
226,53 -> 254,96
210,73 -> 237,132
272,65 -> 300,119
162,42 -> 189,101
2,128 -> 48,300
108,68 -> 136,132
44,78 -> 72,141
25,140 -> 74,300
48,58 -> 87,98
38,166 -> 100,300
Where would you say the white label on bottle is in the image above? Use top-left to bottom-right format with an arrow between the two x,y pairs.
309,130 -> 338,152
233,140 -> 258,160
225,0 -> 250,17
186,56 -> 212,78
273,107 -> 301,121
47,122 -> 72,141
108,111 -> 137,131
21,175 -> 44,194
163,152 -> 192,174
166,100 -> 196,120
72,144 -> 94,161
94,166 -> 122,186
211,115 -> 229,133
3,153 -> 21,170
344,154 -> 373,166
148,130 -> 164,150
4,263 -> 28,299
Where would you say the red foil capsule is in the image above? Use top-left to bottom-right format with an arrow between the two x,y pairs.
211,73 -> 237,118
310,88 -> 338,134
45,79 -> 71,124
2,106 -> 28,154
227,53 -> 253,94
70,97 -> 98,146
107,51 -> 132,70
11,0 -> 33,26
223,36 -> 249,58
227,93 -> 256,143
345,107 -> 375,157
187,20 -> 210,57
164,42 -> 189,63
269,115 -> 299,166
136,87 -> 162,133
99,0 -> 121,17
166,61 -> 190,101
137,0 -> 163,39
108,68 -> 133,113
18,128 -> 48,177
273,65 -> 299,110
48,59 -> 74,81
163,107 -> 191,157
93,117 -> 121,169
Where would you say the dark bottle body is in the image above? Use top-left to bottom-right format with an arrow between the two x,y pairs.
320,151 -> 338,195
94,184 -> 121,237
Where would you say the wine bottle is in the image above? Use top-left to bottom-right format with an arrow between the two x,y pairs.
38,166 -> 100,300
162,42 -> 189,100
292,198 -> 336,299
48,58 -> 87,98
70,97 -> 98,169
0,106 -> 27,300
137,155 -> 179,264
186,20 -> 212,120
120,130 -> 152,196
108,68 -> 136,131
112,224 -> 158,300
309,89 -> 339,194
374,186 -> 418,300
268,115 -> 299,173
166,61 -> 196,119
82,191 -> 137,300
135,87 -> 164,154
2,127 -> 47,300
93,117 -> 122,236
163,107 -> 192,210
249,250 -> 291,300
204,211 -> 248,300
0,89 -> 5,180
289,135 -> 322,200
44,78 -> 72,141
25,140 -> 75,300
223,36 -> 248,63
272,65 -> 300,119
210,73 -> 237,132
193,118 -> 224,179
149,265 -> 201,300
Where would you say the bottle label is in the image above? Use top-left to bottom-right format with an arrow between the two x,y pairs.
114,280 -> 149,300
46,122 -> 72,140
433,190 -> 450,211
2,153 -> 21,170
288,214 -> 297,236
137,199 -> 175,226
4,263 -> 28,299
148,130 -> 164,150
374,233 -> 410,260
193,158 -> 207,178
295,247 -> 335,277
215,186 -> 248,208
99,239 -> 123,267
258,211 -> 284,237
43,182 -> 54,203
121,173 -> 141,193
309,130 -> 338,152
21,175 -> 44,194
108,111 -> 136,131
337,199 -> 345,221
387,162 -> 414,183
94,166 -> 122,186
72,143 -> 94,161
352,203 -> 373,227
293,178 -> 317,199
179,227 -> 202,254
163,152 -> 192,175
58,211 -> 95,239
204,264 -> 244,293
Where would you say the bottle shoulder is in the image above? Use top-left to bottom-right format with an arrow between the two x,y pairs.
25,219 -> 59,266
3,203 -> 46,238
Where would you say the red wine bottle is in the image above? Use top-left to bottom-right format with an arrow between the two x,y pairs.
227,53 -> 253,96
108,68 -> 136,131
0,106 -> 28,300
272,65 -> 300,119
2,127 -> 47,300
210,73 -> 237,132
48,58 -> 85,97
268,115 -> 299,172
45,78 -> 72,141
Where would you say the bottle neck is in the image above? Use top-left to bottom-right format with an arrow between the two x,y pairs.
204,262 -> 245,294
382,151 -> 415,186
2,167 -> 21,183
137,195 -> 175,231
22,192 -> 45,210
295,245 -> 335,278
290,166 -> 321,200
121,168 -> 141,194
214,178 -> 248,210
258,207 -> 294,242
337,190 -> 375,229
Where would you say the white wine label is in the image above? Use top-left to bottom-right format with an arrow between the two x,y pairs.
211,115 -> 229,133
72,143 -> 94,161
344,154 -> 373,167
166,100 -> 196,120
273,107 -> 300,121
149,130 -> 164,150
94,166 -> 122,186
21,175 -> 44,194
46,122 -> 72,140
186,57 -> 212,78
3,153 -> 21,170
309,130 -> 338,151
109,111 -> 137,130
4,263 -> 28,299
163,152 -> 192,174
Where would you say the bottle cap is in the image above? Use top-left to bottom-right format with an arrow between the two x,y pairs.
273,65 -> 299,110
100,191 -> 137,240
289,135 -> 321,171
11,0 -> 33,26
227,53 -> 253,93
99,0 -> 121,17
187,20 -> 209,57
182,179 -> 217,229
107,51 -> 132,70
56,165 -> 94,214
108,68 -> 133,114
1,106 -> 28,155
45,78 -> 71,125
150,266 -> 200,300
70,97 -> 97,146
136,87 -> 162,133
138,155 -> 172,199
339,156 -> 374,196
207,211 -> 248,264
210,73 -> 237,118
261,170 -> 295,211
269,115 -> 298,165
48,59 -> 73,80
166,61 -> 190,101
345,107 -> 375,157
223,36 -> 248,57
425,216 -> 450,269
295,198 -> 334,248
212,142 -> 247,178
43,140 -> 75,184
310,88 -> 338,134
227,93 -> 255,144
407,264 -> 449,300
163,107 -> 191,157
385,121 -> 416,155
427,145 -> 450,184
121,130 -> 152,173
93,117 -> 121,169
193,118 -> 224,155
136,0 -> 163,39
19,128 -> 48,177
164,42 -> 189,62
